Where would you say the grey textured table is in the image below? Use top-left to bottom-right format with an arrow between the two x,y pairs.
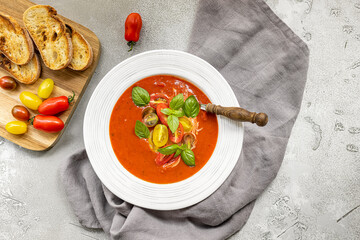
1,0 -> 359,239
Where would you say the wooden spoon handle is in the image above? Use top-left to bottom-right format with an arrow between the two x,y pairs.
205,104 -> 268,126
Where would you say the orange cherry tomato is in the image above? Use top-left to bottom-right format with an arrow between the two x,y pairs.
125,13 -> 142,51
169,123 -> 184,143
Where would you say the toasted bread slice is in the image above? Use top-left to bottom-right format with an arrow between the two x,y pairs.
0,53 -> 41,84
66,25 -> 93,71
0,13 -> 34,65
23,5 -> 72,70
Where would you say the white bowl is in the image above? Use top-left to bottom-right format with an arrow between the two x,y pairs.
84,50 -> 244,210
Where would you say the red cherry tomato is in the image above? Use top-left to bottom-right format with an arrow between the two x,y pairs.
12,105 -> 30,121
162,156 -> 181,169
150,93 -> 168,108
32,115 -> 64,133
156,103 -> 169,126
0,76 -> 17,90
155,152 -> 175,166
38,92 -> 75,115
125,13 -> 142,52
169,123 -> 184,143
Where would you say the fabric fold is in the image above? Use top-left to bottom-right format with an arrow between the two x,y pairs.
61,0 -> 309,239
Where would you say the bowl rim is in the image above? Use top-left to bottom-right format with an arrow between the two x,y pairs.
84,49 -> 244,210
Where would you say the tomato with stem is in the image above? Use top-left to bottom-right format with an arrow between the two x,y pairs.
38,91 -> 75,115
31,115 -> 64,133
125,13 -> 142,51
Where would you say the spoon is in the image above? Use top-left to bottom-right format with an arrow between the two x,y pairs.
200,104 -> 268,127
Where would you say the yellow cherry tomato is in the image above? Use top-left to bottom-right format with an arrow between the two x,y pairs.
20,91 -> 42,110
38,78 -> 54,99
148,130 -> 158,152
5,121 -> 27,135
179,117 -> 193,132
153,124 -> 168,147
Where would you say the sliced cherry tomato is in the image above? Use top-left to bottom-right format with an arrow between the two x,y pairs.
183,133 -> 197,149
12,105 -> 30,121
169,123 -> 184,143
31,115 -> 64,133
148,130 -> 158,152
143,112 -> 158,127
142,107 -> 156,118
156,103 -> 169,126
155,152 -> 175,166
150,93 -> 168,108
20,91 -> 42,110
162,156 -> 181,169
152,124 -> 168,147
179,117 -> 192,132
5,121 -> 27,135
38,92 -> 75,115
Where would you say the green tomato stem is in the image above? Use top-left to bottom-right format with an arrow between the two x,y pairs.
128,41 -> 136,52
68,91 -> 76,104
29,116 -> 35,125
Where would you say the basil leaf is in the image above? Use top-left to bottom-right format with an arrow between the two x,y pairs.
167,115 -> 179,133
181,149 -> 195,166
158,144 -> 179,155
179,144 -> 187,150
170,94 -> 184,110
184,95 -> 200,118
134,120 -> 150,139
174,148 -> 182,158
172,109 -> 185,118
161,108 -> 184,118
161,108 -> 173,116
132,87 -> 150,107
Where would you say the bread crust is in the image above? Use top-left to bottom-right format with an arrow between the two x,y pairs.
0,53 -> 41,84
23,5 -> 73,70
66,24 -> 93,71
0,13 -> 34,65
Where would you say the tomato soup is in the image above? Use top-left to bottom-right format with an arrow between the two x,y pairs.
109,75 -> 218,184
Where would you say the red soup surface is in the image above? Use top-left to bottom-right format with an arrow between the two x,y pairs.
109,75 -> 218,184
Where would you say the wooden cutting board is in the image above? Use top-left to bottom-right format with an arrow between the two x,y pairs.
0,0 -> 101,151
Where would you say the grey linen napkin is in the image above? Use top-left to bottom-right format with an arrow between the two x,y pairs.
60,0 -> 309,239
